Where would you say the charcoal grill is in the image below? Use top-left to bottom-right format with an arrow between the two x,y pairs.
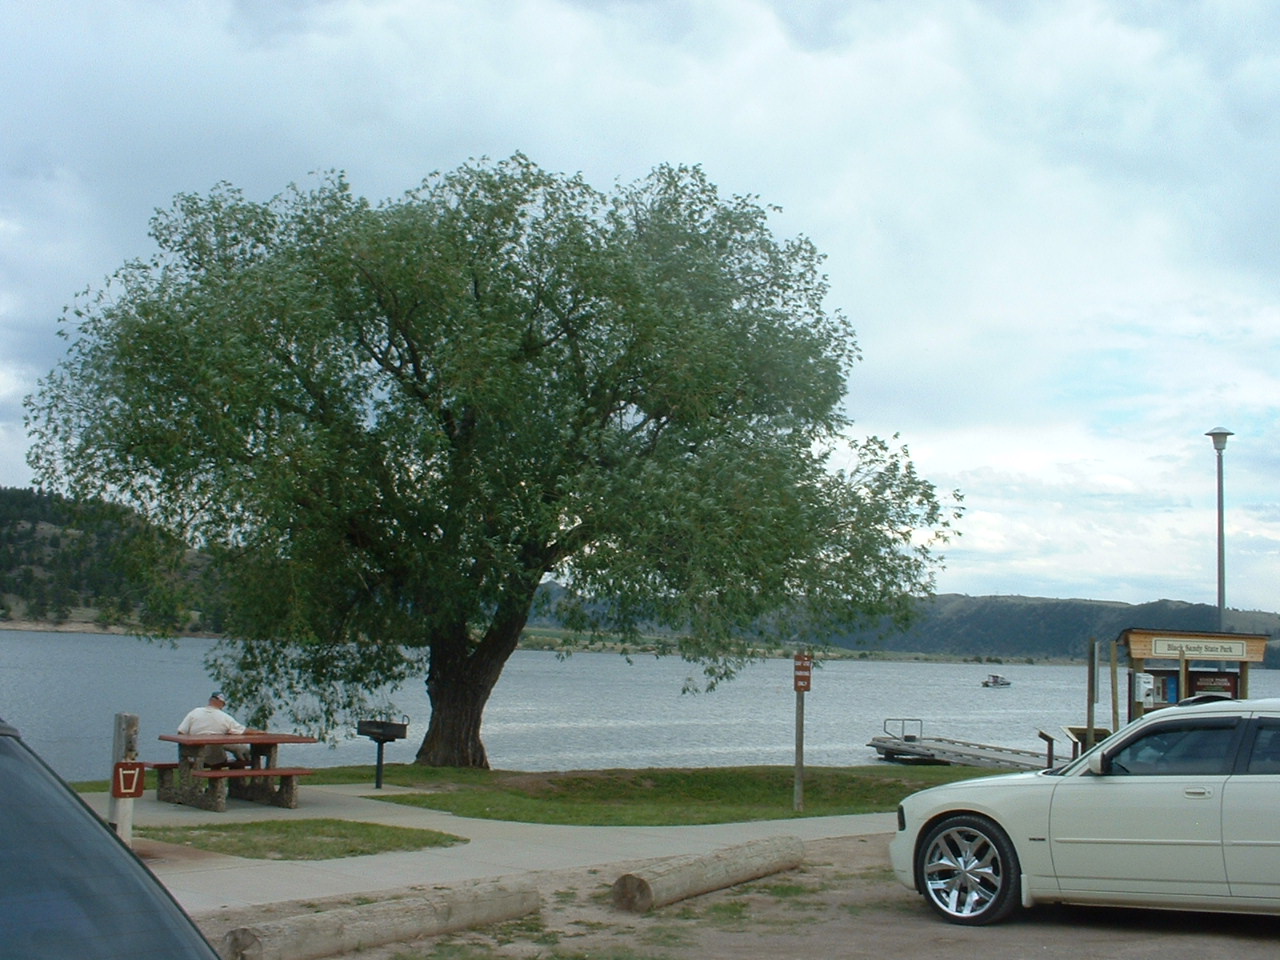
357,716 -> 409,788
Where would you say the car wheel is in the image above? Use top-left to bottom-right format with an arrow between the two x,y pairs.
916,814 -> 1021,925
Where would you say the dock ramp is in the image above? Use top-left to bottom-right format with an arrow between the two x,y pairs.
868,718 -> 1049,771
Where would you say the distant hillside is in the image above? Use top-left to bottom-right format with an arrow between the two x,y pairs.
4,486 -> 1277,666
0,486 -> 223,633
532,584 -> 1280,665
830,594 -> 1280,664
0,486 -> 138,625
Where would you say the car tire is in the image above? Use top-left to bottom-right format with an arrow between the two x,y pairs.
915,814 -> 1021,925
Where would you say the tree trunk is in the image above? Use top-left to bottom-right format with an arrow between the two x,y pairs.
414,590 -> 534,768
416,669 -> 495,767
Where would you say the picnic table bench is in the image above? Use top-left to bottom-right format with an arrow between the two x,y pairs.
155,732 -> 317,812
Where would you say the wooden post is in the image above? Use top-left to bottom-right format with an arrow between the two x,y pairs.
1085,637 -> 1097,750
1038,730 -> 1055,768
792,653 -> 811,813
1110,641 -> 1120,733
794,687 -> 804,812
107,713 -> 139,845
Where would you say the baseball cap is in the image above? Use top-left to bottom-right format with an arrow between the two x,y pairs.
210,691 -> 227,703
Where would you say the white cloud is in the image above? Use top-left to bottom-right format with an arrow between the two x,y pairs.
0,0 -> 1276,609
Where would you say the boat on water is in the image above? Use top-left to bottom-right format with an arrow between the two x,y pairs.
982,673 -> 1011,687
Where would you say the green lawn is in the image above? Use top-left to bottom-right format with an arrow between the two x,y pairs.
359,764 -> 992,825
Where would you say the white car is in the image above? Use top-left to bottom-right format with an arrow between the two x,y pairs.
890,695 -> 1280,924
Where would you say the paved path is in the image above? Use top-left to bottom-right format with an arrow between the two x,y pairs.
84,784 -> 895,915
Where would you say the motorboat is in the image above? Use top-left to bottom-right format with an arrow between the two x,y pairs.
981,673 -> 1011,687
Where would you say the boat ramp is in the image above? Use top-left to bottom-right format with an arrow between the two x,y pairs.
868,718 -> 1051,771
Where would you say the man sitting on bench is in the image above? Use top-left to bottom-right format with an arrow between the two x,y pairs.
177,691 -> 257,766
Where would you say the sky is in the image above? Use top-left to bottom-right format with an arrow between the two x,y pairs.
2,0 -> 1277,613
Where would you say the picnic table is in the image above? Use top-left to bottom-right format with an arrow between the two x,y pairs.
154,731 -> 318,812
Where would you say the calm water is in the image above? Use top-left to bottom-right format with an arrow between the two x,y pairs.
4,630 -> 1278,782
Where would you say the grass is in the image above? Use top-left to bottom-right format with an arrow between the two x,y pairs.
77,762 -> 992,826
360,763 -> 991,825
753,881 -> 810,898
72,762 -> 498,796
704,899 -> 751,924
134,818 -> 465,860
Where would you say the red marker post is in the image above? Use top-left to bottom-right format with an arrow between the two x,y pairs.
793,653 -> 813,811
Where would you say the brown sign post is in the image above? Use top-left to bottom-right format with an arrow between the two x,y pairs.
793,653 -> 813,811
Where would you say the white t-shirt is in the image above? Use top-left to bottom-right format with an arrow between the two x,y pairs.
177,705 -> 246,737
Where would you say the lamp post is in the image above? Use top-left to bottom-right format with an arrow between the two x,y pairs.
1205,427 -> 1233,632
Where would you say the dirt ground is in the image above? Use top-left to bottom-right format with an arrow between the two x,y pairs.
191,833 -> 1280,960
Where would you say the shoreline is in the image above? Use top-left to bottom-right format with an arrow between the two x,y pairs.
0,620 -> 1086,665
0,618 -> 135,635
0,619 -> 222,639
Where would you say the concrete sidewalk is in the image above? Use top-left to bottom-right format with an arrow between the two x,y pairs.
84,783 -> 896,915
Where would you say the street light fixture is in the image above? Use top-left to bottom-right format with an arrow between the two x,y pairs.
1205,427 -> 1233,632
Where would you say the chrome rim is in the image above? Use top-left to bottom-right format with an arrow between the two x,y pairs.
922,825 -> 1004,918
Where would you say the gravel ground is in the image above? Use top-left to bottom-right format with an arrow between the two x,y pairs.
193,833 -> 1280,960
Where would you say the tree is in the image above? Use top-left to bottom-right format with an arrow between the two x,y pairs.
27,156 -> 959,767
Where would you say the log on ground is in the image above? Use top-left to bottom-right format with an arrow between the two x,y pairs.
612,835 -> 805,913
219,878 -> 539,960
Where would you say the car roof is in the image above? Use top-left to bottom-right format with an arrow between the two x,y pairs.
1158,696 -> 1280,716
0,715 -> 220,958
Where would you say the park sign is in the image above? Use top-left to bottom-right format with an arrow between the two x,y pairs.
1120,628 -> 1268,663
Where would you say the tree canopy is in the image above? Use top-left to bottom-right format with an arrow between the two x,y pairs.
27,156 -> 959,766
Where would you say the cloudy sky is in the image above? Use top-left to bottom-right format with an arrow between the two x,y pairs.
2,0 -> 1277,612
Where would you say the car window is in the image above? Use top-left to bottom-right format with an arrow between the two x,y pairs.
1245,720 -> 1280,774
0,729 -> 219,959
1108,719 -> 1238,776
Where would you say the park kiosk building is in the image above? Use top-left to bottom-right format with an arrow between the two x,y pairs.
1118,627 -> 1270,721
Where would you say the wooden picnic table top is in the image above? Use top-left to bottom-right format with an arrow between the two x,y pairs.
159,731 -> 318,746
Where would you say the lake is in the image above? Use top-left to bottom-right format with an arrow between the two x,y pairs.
4,629 -> 1278,783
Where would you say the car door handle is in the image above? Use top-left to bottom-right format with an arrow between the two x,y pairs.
1184,787 -> 1214,798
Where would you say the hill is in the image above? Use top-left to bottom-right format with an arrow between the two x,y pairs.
831,594 -> 1280,664
2,486 -> 1276,664
0,486 -> 224,633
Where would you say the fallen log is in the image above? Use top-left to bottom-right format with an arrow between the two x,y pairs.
219,878 -> 539,960
611,835 -> 804,912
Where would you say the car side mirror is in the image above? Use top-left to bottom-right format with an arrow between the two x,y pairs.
1087,751 -> 1107,776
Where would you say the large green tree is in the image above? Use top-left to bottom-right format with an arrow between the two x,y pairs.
27,156 -> 958,766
